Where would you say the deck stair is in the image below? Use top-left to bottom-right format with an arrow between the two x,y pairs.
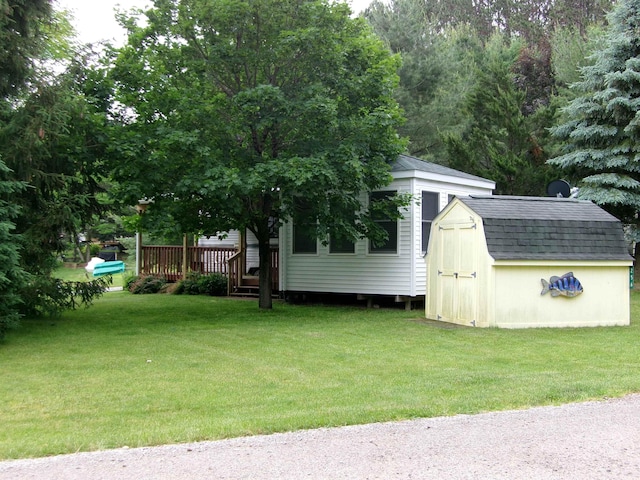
230,275 -> 260,296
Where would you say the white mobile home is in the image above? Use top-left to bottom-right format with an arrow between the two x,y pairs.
278,155 -> 495,307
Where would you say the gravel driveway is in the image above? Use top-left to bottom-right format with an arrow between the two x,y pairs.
2,394 -> 639,480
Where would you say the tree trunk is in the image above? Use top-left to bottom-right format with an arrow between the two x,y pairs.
258,233 -> 273,309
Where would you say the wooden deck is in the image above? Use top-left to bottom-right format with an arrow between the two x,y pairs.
141,245 -> 236,282
140,245 -> 279,293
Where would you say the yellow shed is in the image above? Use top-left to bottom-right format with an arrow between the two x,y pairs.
425,196 -> 633,328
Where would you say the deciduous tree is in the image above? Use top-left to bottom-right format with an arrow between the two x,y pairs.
110,0 -> 406,309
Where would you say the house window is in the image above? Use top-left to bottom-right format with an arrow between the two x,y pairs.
330,235 -> 355,254
293,223 -> 317,254
422,191 -> 440,253
292,200 -> 317,254
369,191 -> 398,254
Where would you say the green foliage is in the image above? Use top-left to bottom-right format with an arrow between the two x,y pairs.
126,275 -> 167,294
0,160 -> 27,339
0,0 -> 52,98
123,274 -> 138,291
0,0 -> 140,327
0,52 -> 112,276
110,0 -> 406,308
444,34 -> 560,195
18,276 -> 111,318
364,0 -> 615,166
549,0 -> 640,228
551,25 -> 607,89
365,3 -> 483,159
175,272 -> 228,296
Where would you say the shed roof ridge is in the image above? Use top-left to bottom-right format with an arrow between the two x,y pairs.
448,195 -> 631,261
467,194 -> 590,204
458,195 -> 622,223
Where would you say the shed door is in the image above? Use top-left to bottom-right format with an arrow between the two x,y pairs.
436,222 -> 478,325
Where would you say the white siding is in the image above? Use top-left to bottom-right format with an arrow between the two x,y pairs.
198,230 -> 240,248
281,174 -> 493,298
198,230 -> 261,271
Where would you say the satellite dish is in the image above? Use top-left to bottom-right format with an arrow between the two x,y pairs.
546,180 -> 571,198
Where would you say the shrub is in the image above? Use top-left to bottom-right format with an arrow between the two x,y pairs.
89,243 -> 101,257
174,272 -> 201,295
127,275 -> 167,294
19,276 -> 112,317
175,272 -> 227,296
199,272 -> 228,296
123,274 -> 138,291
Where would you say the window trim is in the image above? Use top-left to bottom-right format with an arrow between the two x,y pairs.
292,223 -> 318,254
422,191 -> 440,254
368,190 -> 399,255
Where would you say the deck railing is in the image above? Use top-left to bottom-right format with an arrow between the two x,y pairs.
227,246 -> 279,295
141,245 -> 237,282
227,251 -> 243,296
141,245 -> 279,292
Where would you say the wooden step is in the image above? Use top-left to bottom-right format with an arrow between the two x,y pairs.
241,275 -> 259,286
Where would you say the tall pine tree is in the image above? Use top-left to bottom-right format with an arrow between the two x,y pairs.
0,161 -> 26,339
444,34 -> 558,195
549,0 -> 640,238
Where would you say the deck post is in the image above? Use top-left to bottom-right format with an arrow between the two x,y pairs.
182,234 -> 188,280
135,230 -> 142,276
134,199 -> 151,276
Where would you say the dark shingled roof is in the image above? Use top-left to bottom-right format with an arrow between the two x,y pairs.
457,196 -> 632,261
391,154 -> 494,184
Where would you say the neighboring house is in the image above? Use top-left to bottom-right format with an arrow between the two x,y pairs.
425,195 -> 633,328
200,155 -> 495,306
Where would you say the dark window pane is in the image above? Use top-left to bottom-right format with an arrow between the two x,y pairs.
370,191 -> 398,254
330,236 -> 355,254
422,191 -> 439,252
293,224 -> 317,254
292,197 -> 317,254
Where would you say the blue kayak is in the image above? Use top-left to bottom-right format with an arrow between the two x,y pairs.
92,260 -> 125,277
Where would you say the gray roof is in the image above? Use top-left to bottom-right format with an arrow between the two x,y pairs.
457,196 -> 632,261
391,155 -> 494,184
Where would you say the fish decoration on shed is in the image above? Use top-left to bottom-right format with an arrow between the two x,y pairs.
541,272 -> 583,298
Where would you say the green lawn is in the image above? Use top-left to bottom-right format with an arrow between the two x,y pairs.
2,291 -> 640,460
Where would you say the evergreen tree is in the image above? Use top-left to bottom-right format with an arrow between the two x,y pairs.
0,0 -> 52,98
549,0 -> 640,236
0,161 -> 26,339
445,35 -> 558,195
0,3 -> 112,328
365,1 -> 486,160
